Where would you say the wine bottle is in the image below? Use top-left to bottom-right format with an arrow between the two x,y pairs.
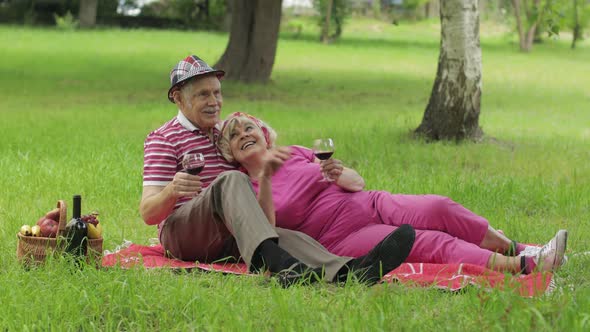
65,194 -> 88,258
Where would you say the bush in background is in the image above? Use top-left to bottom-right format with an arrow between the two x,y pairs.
0,0 -> 118,26
53,10 -> 78,30
140,0 -> 227,30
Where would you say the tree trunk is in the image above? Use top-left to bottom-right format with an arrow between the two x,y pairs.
214,0 -> 283,83
511,0 -> 544,51
525,22 -> 538,50
571,0 -> 580,49
78,0 -> 98,29
512,0 -> 528,51
415,0 -> 483,141
222,0 -> 233,32
321,0 -> 334,43
215,0 -> 282,83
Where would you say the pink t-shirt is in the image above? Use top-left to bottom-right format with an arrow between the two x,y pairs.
250,146 -> 492,262
249,146 -> 379,251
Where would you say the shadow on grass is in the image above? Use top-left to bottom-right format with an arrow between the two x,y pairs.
281,32 -> 439,51
280,31 -> 590,62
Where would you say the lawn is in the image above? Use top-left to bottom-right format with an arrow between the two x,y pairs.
0,19 -> 589,330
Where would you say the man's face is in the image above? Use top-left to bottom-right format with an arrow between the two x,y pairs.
177,75 -> 223,131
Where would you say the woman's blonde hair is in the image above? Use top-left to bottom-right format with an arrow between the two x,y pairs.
218,113 -> 277,163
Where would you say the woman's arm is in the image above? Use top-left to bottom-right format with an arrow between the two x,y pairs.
256,146 -> 292,226
256,175 -> 276,226
335,166 -> 365,192
316,158 -> 365,192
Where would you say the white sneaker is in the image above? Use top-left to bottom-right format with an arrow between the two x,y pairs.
533,230 -> 568,272
519,245 -> 541,257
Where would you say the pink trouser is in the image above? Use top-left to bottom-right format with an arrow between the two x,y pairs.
330,194 -> 493,267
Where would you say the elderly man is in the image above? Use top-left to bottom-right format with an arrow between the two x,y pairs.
139,55 -> 415,286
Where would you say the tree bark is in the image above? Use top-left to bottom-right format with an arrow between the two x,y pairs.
525,21 -> 538,50
321,0 -> 334,43
222,0 -> 233,32
512,0 -> 529,51
415,0 -> 483,141
78,0 -> 98,29
214,0 -> 283,83
511,0 -> 544,52
571,0 -> 580,49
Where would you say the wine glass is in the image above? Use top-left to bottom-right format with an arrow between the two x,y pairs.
182,153 -> 205,175
312,138 -> 335,182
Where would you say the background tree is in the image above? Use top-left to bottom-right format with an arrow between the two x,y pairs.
415,0 -> 483,141
78,0 -> 98,28
511,0 -> 563,52
568,0 -> 589,48
423,0 -> 440,19
402,0 -> 433,19
214,0 -> 282,83
321,0 -> 334,43
315,0 -> 349,43
572,0 -> 581,47
140,0 -> 226,29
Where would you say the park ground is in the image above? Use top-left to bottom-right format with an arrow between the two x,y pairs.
0,18 -> 589,330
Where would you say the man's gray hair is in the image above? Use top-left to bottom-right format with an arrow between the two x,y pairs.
179,79 -> 196,108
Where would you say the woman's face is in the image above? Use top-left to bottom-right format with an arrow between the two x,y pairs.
228,119 -> 267,163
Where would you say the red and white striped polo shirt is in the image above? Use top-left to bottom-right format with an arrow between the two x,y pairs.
143,111 -> 236,210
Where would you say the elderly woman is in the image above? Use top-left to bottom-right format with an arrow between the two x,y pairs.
217,112 -> 568,274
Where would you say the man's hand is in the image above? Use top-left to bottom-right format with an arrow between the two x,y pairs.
320,158 -> 344,182
260,146 -> 291,178
169,171 -> 202,198
140,172 -> 201,226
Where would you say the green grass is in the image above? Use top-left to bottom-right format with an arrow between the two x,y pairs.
1,19 -> 589,330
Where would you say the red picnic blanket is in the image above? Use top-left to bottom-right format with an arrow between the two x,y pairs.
102,243 -> 553,297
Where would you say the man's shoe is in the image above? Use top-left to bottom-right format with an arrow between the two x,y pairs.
347,224 -> 415,286
533,229 -> 568,272
275,263 -> 324,288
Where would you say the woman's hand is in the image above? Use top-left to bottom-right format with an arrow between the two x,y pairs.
313,156 -> 365,192
320,158 -> 344,182
260,146 -> 291,179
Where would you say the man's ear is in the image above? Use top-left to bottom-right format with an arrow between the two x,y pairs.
172,90 -> 183,106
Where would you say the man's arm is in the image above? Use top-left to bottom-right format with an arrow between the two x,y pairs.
140,185 -> 175,225
139,172 -> 202,225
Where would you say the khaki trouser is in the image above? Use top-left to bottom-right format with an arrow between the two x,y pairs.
160,171 -> 351,281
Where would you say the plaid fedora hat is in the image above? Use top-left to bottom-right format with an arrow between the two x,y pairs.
167,55 -> 225,103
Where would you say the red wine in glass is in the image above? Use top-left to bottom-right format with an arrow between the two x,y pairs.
314,151 -> 334,160
312,138 -> 335,182
182,153 -> 205,175
186,165 -> 204,175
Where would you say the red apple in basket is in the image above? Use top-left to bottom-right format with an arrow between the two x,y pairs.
38,218 -> 59,238
45,208 -> 60,222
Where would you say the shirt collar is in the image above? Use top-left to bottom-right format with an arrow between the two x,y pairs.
177,110 -> 199,132
176,110 -> 221,137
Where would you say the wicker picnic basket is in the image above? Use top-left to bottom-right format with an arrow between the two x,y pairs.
16,200 -> 103,265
